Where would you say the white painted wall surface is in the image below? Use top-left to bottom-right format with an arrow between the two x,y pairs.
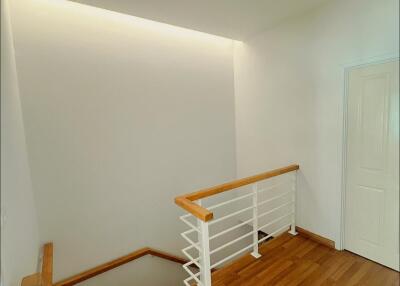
234,0 -> 399,247
80,256 -> 186,286
1,0 -> 41,285
8,0 -> 236,284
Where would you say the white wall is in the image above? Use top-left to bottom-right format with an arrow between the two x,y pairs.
234,0 -> 399,247
6,0 -> 398,283
8,0 -> 236,284
80,256 -> 188,286
1,0 -> 41,285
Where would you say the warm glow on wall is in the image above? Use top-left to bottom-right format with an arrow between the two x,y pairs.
39,0 -> 240,46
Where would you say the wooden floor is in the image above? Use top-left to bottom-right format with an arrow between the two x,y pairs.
211,233 -> 399,286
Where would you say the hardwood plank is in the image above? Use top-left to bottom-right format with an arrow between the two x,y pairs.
24,230 -> 398,286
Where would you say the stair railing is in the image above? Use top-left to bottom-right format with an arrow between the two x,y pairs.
175,164 -> 299,286
21,245 -> 194,286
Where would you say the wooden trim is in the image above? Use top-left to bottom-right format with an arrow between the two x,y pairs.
296,226 -> 335,249
21,273 -> 41,286
22,244 -> 191,286
42,243 -> 53,286
148,248 -> 188,265
175,164 -> 300,221
54,247 -> 192,286
54,248 -> 150,286
21,243 -> 53,286
186,164 -> 300,201
175,196 -> 214,221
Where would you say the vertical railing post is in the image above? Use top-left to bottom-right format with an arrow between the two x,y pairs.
197,200 -> 212,286
251,183 -> 261,258
289,171 -> 298,235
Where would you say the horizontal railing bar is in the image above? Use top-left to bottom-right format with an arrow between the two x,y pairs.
183,257 -> 201,270
181,233 -> 201,252
257,181 -> 290,194
258,212 -> 292,231
175,164 -> 300,222
180,192 -> 254,219
180,216 -> 200,233
258,223 -> 291,244
182,244 -> 197,253
182,249 -> 201,269
182,244 -> 198,255
209,206 -> 254,226
176,197 -> 214,222
184,278 -> 195,286
258,202 -> 293,220
183,278 -> 192,286
208,193 -> 253,211
181,213 -> 192,219
182,261 -> 200,269
257,191 -> 292,207
211,243 -> 254,268
210,230 -> 254,255
210,218 -> 254,240
182,266 -> 201,284
183,260 -> 201,271
182,228 -> 197,237
183,263 -> 201,285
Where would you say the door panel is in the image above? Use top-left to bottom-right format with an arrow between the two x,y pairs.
359,75 -> 387,170
345,60 -> 399,271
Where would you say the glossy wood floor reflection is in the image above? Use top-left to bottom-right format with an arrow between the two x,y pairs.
211,233 -> 399,286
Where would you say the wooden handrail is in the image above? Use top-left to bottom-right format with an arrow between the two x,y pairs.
53,247 -> 194,286
175,164 -> 299,222
42,243 -> 53,286
21,243 -> 53,286
22,244 -> 193,286
147,248 -> 189,265
54,247 -> 149,286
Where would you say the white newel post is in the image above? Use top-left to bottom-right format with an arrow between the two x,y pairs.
251,183 -> 261,258
289,171 -> 298,235
197,200 -> 212,286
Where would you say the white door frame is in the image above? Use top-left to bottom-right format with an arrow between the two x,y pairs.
339,54 -> 399,251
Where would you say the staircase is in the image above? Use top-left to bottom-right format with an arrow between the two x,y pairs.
21,245 -> 193,286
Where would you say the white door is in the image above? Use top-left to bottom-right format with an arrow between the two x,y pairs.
345,59 -> 399,271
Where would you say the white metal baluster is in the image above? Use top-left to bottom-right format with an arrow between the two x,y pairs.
251,183 -> 261,258
289,171 -> 298,235
197,200 -> 212,286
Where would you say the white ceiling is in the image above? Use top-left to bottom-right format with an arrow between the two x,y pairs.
72,0 -> 330,40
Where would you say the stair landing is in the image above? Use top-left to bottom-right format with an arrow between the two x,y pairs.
211,233 -> 399,286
